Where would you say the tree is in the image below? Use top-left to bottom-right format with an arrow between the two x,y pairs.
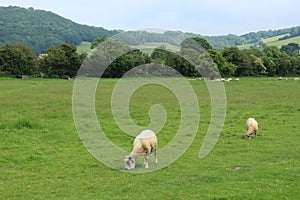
291,55 -> 300,75
103,49 -> 149,78
151,48 -> 199,77
181,37 -> 212,52
39,43 -> 86,77
0,43 -> 37,76
208,49 -> 237,77
280,43 -> 299,57
91,36 -> 109,49
277,52 -> 292,76
263,46 -> 282,76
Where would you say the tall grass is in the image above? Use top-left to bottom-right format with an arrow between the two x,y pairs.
0,77 -> 299,199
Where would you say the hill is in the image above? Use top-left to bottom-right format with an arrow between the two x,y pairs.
78,28 -> 300,53
239,27 -> 300,49
1,6 -> 300,54
0,6 -> 119,54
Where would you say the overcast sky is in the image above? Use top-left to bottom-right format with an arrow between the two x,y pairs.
1,0 -> 299,36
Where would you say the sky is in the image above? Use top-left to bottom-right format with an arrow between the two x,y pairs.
1,0 -> 300,36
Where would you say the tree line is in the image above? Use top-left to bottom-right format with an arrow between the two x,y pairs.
0,37 -> 299,78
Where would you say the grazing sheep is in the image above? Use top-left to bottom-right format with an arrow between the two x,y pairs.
245,118 -> 258,139
294,77 -> 299,81
234,78 -> 240,81
278,77 -> 283,80
124,129 -> 158,170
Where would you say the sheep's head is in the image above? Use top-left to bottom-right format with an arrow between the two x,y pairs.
124,156 -> 135,170
245,131 -> 252,139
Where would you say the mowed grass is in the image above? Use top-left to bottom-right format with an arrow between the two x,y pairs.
0,77 -> 300,199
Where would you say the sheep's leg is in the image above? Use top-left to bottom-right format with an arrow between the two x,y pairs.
154,148 -> 157,164
144,152 -> 150,168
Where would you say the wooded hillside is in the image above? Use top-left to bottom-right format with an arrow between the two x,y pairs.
0,6 -> 118,54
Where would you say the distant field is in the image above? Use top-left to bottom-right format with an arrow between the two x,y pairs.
131,42 -> 180,54
261,34 -> 289,44
265,35 -> 300,47
239,34 -> 300,49
77,41 -> 180,55
0,77 -> 299,199
77,41 -> 92,54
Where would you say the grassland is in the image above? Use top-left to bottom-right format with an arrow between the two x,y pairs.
77,41 -> 92,54
264,35 -> 300,47
239,34 -> 300,49
0,77 -> 300,199
77,41 -> 180,55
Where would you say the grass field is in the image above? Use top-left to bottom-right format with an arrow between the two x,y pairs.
0,77 -> 300,199
239,34 -> 300,49
265,35 -> 300,47
77,41 -> 92,54
77,41 -> 180,55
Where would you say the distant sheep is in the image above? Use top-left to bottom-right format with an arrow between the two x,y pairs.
294,78 -> 299,81
124,130 -> 158,170
245,118 -> 258,139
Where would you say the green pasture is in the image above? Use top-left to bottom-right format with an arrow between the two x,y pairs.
261,34 -> 289,44
77,41 -> 92,54
0,77 -> 299,199
239,34 -> 300,49
265,35 -> 300,47
77,41 -> 180,55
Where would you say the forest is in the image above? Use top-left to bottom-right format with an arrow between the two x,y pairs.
0,6 -> 118,54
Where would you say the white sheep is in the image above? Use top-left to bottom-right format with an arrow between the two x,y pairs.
124,129 -> 158,170
294,77 -> 299,81
245,118 -> 258,139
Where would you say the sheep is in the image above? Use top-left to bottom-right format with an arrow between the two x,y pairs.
124,129 -> 158,170
245,118 -> 258,139
294,77 -> 299,81
278,77 -> 283,80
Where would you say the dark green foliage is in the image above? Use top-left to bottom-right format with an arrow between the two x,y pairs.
0,43 -> 37,76
103,49 -> 151,78
90,36 -> 109,49
39,43 -> 86,78
151,48 -> 200,77
280,43 -> 299,56
0,6 -> 118,54
208,49 -> 237,77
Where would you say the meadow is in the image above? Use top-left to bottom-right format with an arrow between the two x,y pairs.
239,34 -> 300,49
0,77 -> 299,199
